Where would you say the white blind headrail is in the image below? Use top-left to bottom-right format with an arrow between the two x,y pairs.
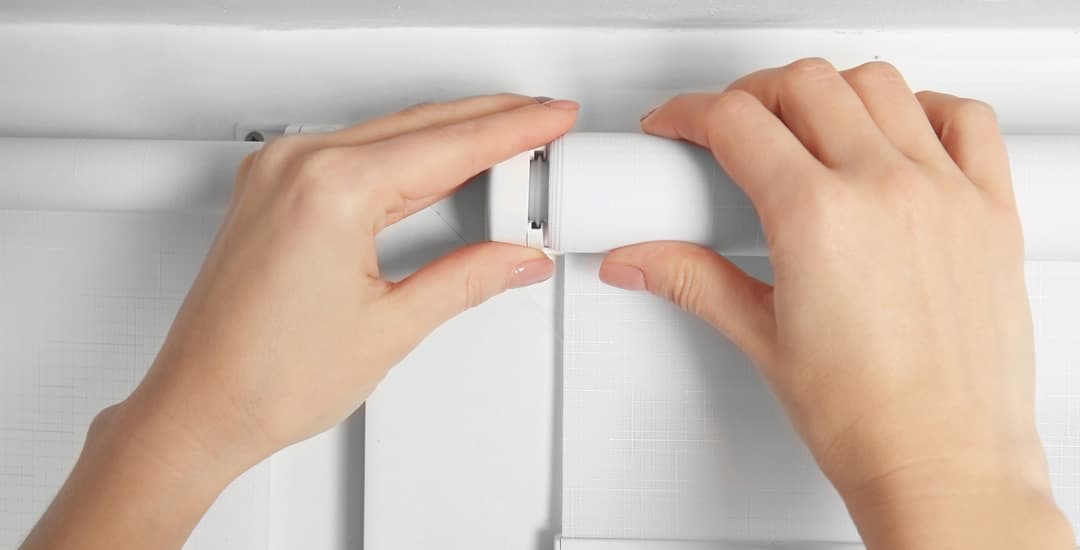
0,136 -> 1076,260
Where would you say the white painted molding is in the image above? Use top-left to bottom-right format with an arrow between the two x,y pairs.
0,26 -> 1079,140
2,0 -> 1079,28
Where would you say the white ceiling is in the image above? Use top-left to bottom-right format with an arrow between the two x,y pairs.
1,0 -> 1079,27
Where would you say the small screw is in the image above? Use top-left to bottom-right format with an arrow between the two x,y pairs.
244,131 -> 265,142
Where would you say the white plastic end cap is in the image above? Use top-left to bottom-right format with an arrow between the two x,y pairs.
488,149 -> 539,248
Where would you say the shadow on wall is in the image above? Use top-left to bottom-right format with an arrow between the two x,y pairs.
344,408 -> 365,549
535,258 -> 566,550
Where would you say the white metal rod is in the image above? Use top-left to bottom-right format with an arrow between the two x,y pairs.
0,138 -> 258,212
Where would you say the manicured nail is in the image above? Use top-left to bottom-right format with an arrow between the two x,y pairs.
509,257 -> 555,288
541,99 -> 580,111
640,106 -> 659,122
599,263 -> 647,291
532,96 -> 554,103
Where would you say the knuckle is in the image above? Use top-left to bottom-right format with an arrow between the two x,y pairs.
493,92 -> 534,105
234,152 -> 257,185
292,147 -> 343,185
258,135 -> 305,164
288,148 -> 372,223
462,270 -> 489,310
237,151 -> 257,173
444,115 -> 482,138
663,257 -> 706,313
785,57 -> 838,79
951,98 -> 998,124
399,101 -> 435,117
848,61 -> 903,85
243,135 -> 310,188
705,89 -> 757,122
441,118 -> 486,165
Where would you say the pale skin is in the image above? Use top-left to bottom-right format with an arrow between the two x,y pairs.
22,59 -> 1074,549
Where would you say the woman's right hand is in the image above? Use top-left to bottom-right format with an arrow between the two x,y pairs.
600,58 -> 1073,549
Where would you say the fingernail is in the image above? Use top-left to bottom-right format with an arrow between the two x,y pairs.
532,96 -> 554,103
540,99 -> 580,111
640,106 -> 659,122
599,263 -> 647,291
509,257 -> 555,288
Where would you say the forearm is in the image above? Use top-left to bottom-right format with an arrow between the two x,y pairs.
21,398 -> 238,550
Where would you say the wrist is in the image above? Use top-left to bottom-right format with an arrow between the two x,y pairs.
110,377 -> 262,490
839,451 -> 1073,549
118,344 -> 288,478
94,399 -> 237,494
812,395 -> 1054,500
22,400 -> 242,549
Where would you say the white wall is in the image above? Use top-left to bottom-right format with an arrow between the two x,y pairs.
1,0 -> 1079,28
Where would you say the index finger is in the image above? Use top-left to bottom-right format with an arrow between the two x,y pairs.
359,100 -> 579,229
324,93 -> 544,147
641,90 -> 827,223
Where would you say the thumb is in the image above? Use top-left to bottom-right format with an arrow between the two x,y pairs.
600,241 -> 777,365
385,242 -> 554,341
